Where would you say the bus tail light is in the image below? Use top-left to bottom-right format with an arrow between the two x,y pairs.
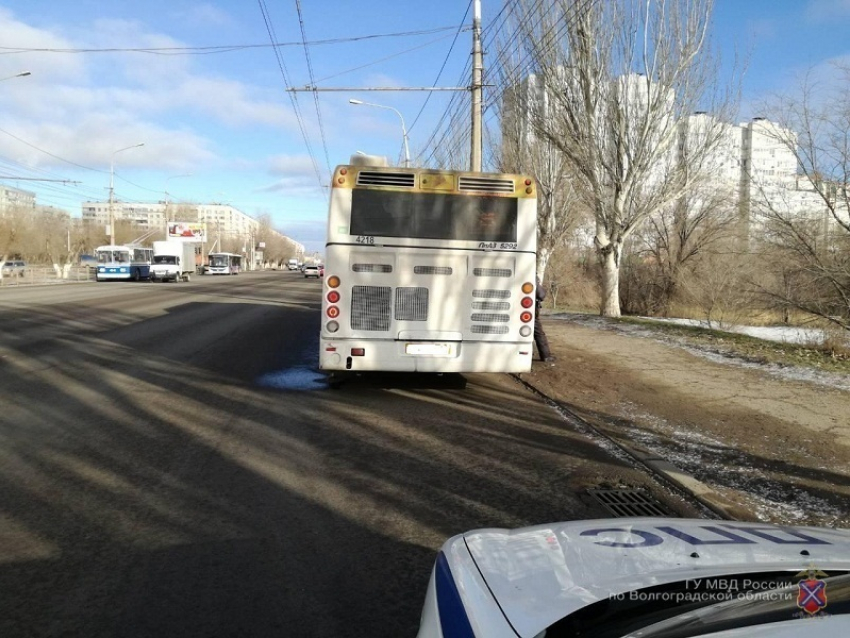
519,325 -> 532,337
351,348 -> 365,357
520,311 -> 533,323
327,290 -> 340,303
521,281 -> 534,294
327,275 -> 340,288
327,306 -> 340,318
521,296 -> 533,308
326,321 -> 340,333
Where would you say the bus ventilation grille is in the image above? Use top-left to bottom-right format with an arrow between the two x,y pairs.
458,176 -> 515,193
395,287 -> 429,321
353,263 -> 393,273
472,301 -> 510,311
472,289 -> 511,299
474,268 -> 512,277
351,285 -> 391,331
471,313 -> 510,323
471,325 -> 509,334
414,266 -> 453,275
356,171 -> 415,188
587,488 -> 676,518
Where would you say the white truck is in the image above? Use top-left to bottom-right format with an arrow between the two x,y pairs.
287,258 -> 299,270
151,240 -> 197,282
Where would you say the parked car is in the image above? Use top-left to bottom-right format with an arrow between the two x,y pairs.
1,260 -> 26,277
303,264 -> 321,278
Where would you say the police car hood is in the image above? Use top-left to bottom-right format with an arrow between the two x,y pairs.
460,517 -> 850,637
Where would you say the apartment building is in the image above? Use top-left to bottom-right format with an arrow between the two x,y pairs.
505,71 -> 837,241
80,200 -> 261,241
0,184 -> 36,215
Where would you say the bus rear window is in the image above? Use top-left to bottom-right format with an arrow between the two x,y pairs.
350,190 -> 517,242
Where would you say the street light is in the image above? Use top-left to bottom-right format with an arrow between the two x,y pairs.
109,143 -> 145,245
0,71 -> 31,82
164,173 -> 192,228
348,98 -> 410,168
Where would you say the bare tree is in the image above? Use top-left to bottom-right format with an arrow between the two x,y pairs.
753,65 -> 850,332
494,0 -> 738,317
495,83 -> 588,280
625,182 -> 739,315
678,249 -> 757,328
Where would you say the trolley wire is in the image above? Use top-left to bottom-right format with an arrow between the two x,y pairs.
257,0 -> 326,197
294,0 -> 332,177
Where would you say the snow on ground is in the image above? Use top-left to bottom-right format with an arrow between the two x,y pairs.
636,316 -> 829,346
551,313 -> 850,392
615,402 -> 848,526
543,313 -> 850,526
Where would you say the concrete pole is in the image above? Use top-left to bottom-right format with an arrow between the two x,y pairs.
470,0 -> 483,172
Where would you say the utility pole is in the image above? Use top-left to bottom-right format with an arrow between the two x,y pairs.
109,143 -> 144,245
470,0 -> 483,172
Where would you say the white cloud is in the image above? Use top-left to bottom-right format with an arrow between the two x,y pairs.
0,8 -> 86,81
267,154 -> 319,176
805,0 -> 850,21
177,4 -> 234,27
0,9 -> 307,175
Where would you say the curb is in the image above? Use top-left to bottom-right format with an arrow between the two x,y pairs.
515,373 -> 743,521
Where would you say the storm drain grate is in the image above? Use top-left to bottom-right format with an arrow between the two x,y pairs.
587,488 -> 676,518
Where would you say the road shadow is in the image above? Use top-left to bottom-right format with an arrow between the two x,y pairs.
325,371 -> 469,390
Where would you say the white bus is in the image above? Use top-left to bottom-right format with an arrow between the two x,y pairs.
319,160 -> 537,373
94,245 -> 154,281
206,252 -> 243,275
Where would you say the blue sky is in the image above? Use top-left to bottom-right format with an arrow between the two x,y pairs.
0,1 -> 848,254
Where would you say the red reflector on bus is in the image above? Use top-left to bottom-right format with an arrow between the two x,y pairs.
351,348 -> 365,356
327,290 -> 340,303
521,296 -> 533,308
520,311 -> 533,323
327,305 -> 340,318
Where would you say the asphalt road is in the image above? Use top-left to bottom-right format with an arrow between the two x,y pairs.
0,272 -> 702,637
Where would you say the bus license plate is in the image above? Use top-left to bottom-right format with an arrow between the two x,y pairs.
405,342 -> 456,356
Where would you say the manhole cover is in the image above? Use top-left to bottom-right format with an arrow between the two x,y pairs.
587,488 -> 676,517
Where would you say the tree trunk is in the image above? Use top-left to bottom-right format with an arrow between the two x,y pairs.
599,243 -> 622,317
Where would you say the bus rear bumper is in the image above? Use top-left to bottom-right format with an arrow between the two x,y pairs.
319,339 -> 533,373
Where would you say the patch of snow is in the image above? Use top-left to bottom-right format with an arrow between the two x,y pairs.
552,313 -> 850,392
610,404 -> 849,526
636,316 -> 829,346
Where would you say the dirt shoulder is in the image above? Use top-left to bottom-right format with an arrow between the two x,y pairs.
522,314 -> 850,528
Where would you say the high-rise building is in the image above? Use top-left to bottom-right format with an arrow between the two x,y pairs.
504,71 -> 838,241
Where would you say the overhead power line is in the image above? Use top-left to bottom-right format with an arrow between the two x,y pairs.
0,26 -> 461,56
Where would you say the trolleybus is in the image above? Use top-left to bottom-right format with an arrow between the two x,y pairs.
320,157 -> 537,373
206,252 -> 243,275
94,245 -> 154,281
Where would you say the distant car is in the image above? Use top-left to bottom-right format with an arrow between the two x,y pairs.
79,255 -> 97,270
1,260 -> 26,277
318,264 -> 325,277
417,517 -> 850,638
304,264 -> 321,278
